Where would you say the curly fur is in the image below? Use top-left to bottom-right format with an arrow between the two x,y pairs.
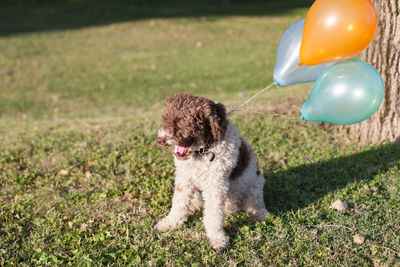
161,94 -> 227,147
155,93 -> 268,251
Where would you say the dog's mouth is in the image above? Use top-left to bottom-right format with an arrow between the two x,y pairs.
172,142 -> 191,158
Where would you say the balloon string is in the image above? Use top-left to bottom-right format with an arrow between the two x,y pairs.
272,113 -> 299,120
227,64 -> 302,115
227,81 -> 278,115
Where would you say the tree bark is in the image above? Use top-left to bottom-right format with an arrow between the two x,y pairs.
345,0 -> 400,143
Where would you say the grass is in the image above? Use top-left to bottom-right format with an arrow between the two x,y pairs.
0,0 -> 399,265
0,0 -> 312,119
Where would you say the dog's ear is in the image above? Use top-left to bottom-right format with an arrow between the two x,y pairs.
208,102 -> 227,141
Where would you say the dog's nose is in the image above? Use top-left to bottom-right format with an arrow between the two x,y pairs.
157,136 -> 166,145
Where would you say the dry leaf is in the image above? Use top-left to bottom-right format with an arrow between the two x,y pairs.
330,199 -> 348,213
85,171 -> 92,178
353,234 -> 365,244
80,223 -> 88,231
99,82 -> 106,90
58,169 -> 69,176
17,113 -> 28,121
280,160 -> 287,168
51,95 -> 58,103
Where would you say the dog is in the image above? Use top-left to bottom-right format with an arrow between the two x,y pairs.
155,93 -> 268,251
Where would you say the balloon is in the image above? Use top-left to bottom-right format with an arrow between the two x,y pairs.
274,18 -> 334,86
301,59 -> 384,125
300,0 -> 377,66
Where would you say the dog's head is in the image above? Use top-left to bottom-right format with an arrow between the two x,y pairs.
157,93 -> 227,160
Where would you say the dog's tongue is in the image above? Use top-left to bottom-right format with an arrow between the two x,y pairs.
176,144 -> 187,155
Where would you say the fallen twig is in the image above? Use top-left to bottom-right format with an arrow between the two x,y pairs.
367,243 -> 400,256
311,223 -> 354,232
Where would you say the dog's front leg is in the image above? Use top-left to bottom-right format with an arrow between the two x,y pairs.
155,181 -> 192,232
202,177 -> 229,251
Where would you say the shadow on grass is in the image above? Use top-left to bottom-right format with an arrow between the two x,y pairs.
263,142 -> 400,214
0,0 -> 313,37
156,142 -> 400,244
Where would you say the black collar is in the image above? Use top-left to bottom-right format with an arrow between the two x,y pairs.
193,138 -> 215,162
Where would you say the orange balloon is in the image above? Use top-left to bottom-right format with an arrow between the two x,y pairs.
300,0 -> 377,66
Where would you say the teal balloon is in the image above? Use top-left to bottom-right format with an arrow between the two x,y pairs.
301,59 -> 384,125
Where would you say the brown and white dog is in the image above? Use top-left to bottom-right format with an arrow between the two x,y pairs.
155,93 -> 268,251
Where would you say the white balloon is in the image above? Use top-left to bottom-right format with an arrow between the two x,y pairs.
274,18 -> 333,86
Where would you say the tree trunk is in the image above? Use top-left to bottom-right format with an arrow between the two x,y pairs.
346,0 -> 400,143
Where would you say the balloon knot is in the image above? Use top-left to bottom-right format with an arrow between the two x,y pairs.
298,62 -> 304,67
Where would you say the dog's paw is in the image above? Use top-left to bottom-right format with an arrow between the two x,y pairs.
154,218 -> 172,232
208,233 -> 229,252
154,217 -> 181,232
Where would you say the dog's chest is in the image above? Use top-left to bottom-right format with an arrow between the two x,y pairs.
174,155 -> 219,186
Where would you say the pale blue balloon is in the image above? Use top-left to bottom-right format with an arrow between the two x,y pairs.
301,59 -> 384,125
274,18 -> 333,86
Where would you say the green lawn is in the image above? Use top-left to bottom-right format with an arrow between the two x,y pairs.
0,0 -> 399,265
